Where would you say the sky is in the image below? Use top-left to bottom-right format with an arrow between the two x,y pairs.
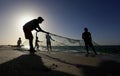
0,0 -> 120,45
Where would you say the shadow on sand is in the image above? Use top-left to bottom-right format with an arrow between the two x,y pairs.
33,53 -> 120,76
76,60 -> 120,76
0,54 -> 73,76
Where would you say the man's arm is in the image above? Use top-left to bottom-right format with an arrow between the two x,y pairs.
82,33 -> 84,39
50,36 -> 55,41
89,32 -> 92,41
37,26 -> 48,33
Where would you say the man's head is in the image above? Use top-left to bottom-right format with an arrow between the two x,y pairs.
19,37 -> 21,40
37,17 -> 44,23
84,27 -> 88,32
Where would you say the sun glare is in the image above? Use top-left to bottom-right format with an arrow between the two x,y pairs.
19,15 -> 34,26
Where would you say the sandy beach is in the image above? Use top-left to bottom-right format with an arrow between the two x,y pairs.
0,45 -> 120,76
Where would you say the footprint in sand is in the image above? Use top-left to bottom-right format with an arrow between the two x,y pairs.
49,63 -> 58,69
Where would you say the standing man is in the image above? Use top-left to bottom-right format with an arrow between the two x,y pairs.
46,33 -> 55,52
82,27 -> 97,56
23,17 -> 48,54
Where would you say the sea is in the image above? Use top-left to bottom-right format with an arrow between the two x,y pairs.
33,45 -> 120,54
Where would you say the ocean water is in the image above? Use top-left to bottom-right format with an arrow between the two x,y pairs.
38,45 -> 120,54
95,45 -> 120,54
21,44 -> 120,54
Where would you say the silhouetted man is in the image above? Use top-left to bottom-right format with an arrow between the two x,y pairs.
17,37 -> 22,47
23,17 -> 48,54
34,32 -> 40,51
46,33 -> 55,51
82,27 -> 97,56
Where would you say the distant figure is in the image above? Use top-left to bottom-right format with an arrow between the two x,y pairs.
17,37 -> 22,47
46,33 -> 55,51
23,17 -> 48,54
82,27 -> 97,56
34,32 -> 40,51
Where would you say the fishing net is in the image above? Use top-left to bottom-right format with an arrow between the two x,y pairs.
22,32 -> 98,52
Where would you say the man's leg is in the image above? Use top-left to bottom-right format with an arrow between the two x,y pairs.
49,42 -> 52,51
47,43 -> 49,51
90,43 -> 97,55
85,44 -> 89,54
29,38 -> 34,50
29,37 -> 36,53
49,43 -> 52,51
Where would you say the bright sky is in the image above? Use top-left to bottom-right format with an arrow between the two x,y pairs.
0,0 -> 120,45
